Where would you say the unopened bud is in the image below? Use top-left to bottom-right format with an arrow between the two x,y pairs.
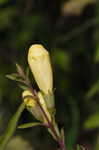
22,90 -> 43,121
28,44 -> 53,94
22,90 -> 52,123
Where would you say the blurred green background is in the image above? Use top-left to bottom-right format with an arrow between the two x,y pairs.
0,0 -> 99,150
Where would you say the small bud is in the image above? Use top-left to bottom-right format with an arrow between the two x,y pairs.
22,90 -> 43,121
28,44 -> 53,94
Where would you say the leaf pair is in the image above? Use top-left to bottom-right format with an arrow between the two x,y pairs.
6,64 -> 30,90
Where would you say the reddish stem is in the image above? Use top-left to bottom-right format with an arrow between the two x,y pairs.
25,78 -> 67,150
58,140 -> 67,150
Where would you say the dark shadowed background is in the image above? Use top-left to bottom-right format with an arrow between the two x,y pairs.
0,0 -> 99,150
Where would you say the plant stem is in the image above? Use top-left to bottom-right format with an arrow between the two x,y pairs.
58,140 -> 67,150
24,76 -> 67,150
49,122 -> 67,150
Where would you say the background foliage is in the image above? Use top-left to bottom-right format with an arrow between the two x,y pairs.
0,0 -> 99,150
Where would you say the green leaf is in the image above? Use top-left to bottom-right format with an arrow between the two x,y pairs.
84,112 -> 99,129
6,74 -> 24,82
0,103 -> 25,150
85,80 -> 99,100
66,127 -> 78,150
18,122 -> 42,129
18,84 -> 28,90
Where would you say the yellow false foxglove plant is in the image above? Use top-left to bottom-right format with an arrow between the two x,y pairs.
6,44 -> 67,150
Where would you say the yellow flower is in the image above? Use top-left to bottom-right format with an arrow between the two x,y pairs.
28,44 -> 53,94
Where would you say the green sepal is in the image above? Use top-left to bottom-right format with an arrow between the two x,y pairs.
42,91 -> 55,116
18,122 -> 42,129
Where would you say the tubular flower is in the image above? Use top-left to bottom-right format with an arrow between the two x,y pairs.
28,44 -> 53,94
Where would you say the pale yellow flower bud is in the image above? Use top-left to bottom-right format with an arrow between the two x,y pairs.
28,44 -> 53,94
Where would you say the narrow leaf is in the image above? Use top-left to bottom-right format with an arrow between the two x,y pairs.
84,112 -> 99,129
6,73 -> 24,82
18,84 -> 28,90
85,80 -> 99,100
18,122 -> 42,129
0,103 -> 25,150
6,73 -> 19,80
